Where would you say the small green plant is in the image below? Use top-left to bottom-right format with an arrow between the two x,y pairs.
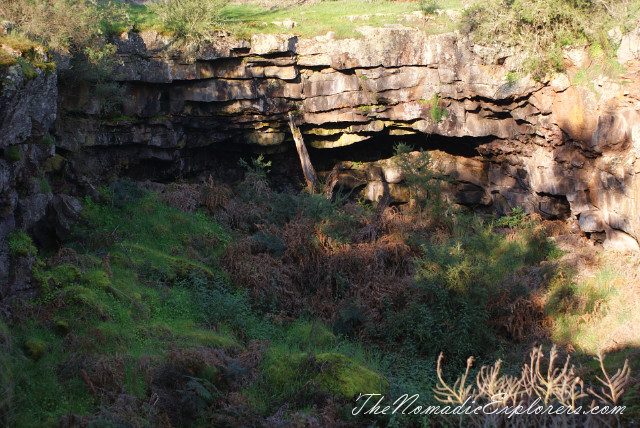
429,93 -> 447,122
41,136 -> 55,145
357,104 -> 383,112
4,146 -> 21,163
421,0 -> 440,15
16,57 -> 38,81
7,231 -> 36,257
495,206 -> 527,228
23,339 -> 46,361
505,71 -> 519,86
36,175 -> 51,193
526,57 -> 549,82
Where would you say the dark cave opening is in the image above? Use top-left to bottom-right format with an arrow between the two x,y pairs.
307,133 -> 493,171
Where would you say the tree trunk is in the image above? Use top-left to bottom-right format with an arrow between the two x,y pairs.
288,112 -> 318,191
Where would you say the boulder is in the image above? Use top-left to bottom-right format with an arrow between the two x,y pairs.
617,26 -> 640,64
579,210 -> 606,233
49,194 -> 83,242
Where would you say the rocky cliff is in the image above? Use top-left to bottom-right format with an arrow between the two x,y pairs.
54,25 -> 640,251
1,58 -> 58,300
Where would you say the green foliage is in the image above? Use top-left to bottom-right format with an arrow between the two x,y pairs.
357,104 -> 383,112
260,349 -> 388,408
505,71 -> 519,86
36,175 -> 51,193
393,143 -> 448,217
34,263 -> 82,295
285,321 -> 337,349
429,93 -> 447,122
23,338 -> 46,360
41,136 -> 55,145
421,0 -> 440,15
495,206 -> 527,228
109,178 -> 145,209
4,146 -> 22,163
154,0 -> 228,40
384,214 -> 552,362
462,0 -> 635,79
16,57 -> 38,81
7,231 -> 36,257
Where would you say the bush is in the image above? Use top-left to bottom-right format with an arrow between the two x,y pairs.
0,0 -> 110,51
110,178 -> 146,209
7,231 -> 36,257
154,0 -> 228,40
421,0 -> 439,15
4,146 -> 21,163
461,0 -> 633,79
429,93 -> 447,123
392,142 -> 449,218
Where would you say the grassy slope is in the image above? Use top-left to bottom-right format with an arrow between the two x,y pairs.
2,168 -> 639,425
108,0 -> 464,38
0,188 -> 389,426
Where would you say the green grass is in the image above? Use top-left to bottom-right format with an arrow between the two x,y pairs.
102,4 -> 166,35
7,231 -> 36,257
110,0 -> 464,40
223,0 -> 424,39
1,187 -> 393,425
549,262 -> 640,354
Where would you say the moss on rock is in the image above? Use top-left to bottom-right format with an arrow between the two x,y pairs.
7,231 -> 36,257
264,350 -> 388,400
286,321 -> 336,348
35,263 -> 82,294
82,269 -> 111,289
24,339 -> 46,361
182,329 -> 239,349
62,285 -> 109,319
55,320 -> 70,336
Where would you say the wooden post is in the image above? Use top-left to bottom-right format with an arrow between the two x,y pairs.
288,112 -> 318,191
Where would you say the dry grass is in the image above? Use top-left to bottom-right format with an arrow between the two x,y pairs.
435,345 -> 632,427
544,233 -> 640,355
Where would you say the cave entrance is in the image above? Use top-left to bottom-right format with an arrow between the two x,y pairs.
307,133 -> 493,171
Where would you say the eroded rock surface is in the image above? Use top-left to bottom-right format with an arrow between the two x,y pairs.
55,27 -> 640,250
1,62 -> 58,299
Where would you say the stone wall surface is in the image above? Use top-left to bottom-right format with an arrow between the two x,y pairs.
56,27 -> 640,249
1,63 -> 58,300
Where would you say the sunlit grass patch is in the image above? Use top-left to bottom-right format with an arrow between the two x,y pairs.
550,257 -> 640,355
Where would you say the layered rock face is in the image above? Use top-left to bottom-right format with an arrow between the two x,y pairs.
1,62 -> 58,299
57,26 -> 640,250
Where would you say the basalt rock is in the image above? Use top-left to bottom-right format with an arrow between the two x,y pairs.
49,27 -> 640,251
1,58 -> 58,300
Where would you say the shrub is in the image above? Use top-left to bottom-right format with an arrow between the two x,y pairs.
392,142 -> 448,218
154,0 -> 228,40
7,231 -> 36,257
429,93 -> 447,123
110,178 -> 146,209
461,0 -> 633,79
0,0 -> 127,51
495,206 -> 527,228
421,0 -> 439,15
4,146 -> 21,163
36,175 -> 51,193
23,339 -> 46,361
163,182 -> 200,213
